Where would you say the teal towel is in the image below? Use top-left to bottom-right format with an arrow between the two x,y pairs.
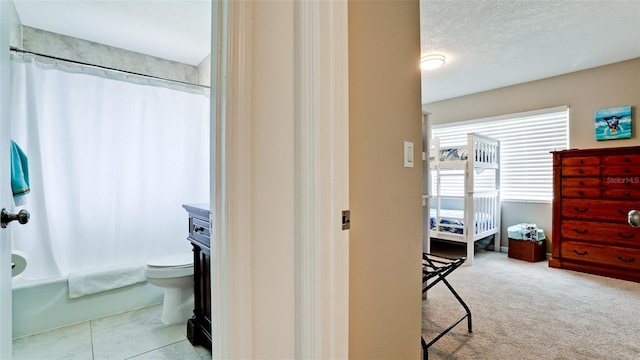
11,140 -> 30,205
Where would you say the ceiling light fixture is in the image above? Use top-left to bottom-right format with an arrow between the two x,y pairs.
420,54 -> 445,70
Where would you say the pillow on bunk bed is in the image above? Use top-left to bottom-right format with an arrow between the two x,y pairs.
438,147 -> 468,161
430,145 -> 495,163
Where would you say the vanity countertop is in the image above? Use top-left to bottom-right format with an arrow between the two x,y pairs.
182,204 -> 210,218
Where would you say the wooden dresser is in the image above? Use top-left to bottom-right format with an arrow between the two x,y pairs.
183,204 -> 212,350
550,146 -> 640,282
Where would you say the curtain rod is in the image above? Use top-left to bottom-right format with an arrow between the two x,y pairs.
10,47 -> 211,90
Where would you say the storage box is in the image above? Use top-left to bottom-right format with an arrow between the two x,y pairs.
508,238 -> 546,262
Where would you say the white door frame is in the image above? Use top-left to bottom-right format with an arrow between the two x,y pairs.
293,1 -> 349,358
212,1 -> 349,358
210,0 -> 254,358
0,1 -> 14,357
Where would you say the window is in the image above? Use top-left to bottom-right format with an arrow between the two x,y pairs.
431,106 -> 569,202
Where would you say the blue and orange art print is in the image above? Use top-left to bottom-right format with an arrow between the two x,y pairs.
595,106 -> 632,141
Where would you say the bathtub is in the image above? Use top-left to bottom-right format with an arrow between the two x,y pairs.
12,276 -> 164,338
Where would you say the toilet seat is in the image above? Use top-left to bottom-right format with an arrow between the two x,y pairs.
145,253 -> 194,279
147,253 -> 193,268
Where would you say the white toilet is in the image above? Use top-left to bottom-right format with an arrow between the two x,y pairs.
144,252 -> 195,325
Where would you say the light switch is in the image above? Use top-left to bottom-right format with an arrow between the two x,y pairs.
404,141 -> 414,168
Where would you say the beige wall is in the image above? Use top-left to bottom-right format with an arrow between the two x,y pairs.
349,1 -> 424,358
424,58 -> 640,250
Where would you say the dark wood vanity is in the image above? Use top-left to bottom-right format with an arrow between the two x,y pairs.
183,204 -> 212,350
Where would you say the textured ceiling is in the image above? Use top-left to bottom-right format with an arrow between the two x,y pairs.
420,0 -> 640,104
12,1 -> 640,102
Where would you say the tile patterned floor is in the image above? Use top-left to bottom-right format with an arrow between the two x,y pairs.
12,304 -> 211,360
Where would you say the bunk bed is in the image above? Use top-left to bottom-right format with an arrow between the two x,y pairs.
424,133 -> 501,265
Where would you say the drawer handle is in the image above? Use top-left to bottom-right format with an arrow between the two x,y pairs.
579,181 -> 585,186
579,159 -> 584,164
578,169 -> 584,174
618,209 -> 627,215
572,249 -> 588,256
617,232 -> 635,240
574,207 -> 589,213
617,256 -> 635,263
573,228 -> 588,234
624,168 -> 631,174
624,157 -> 631,163
578,191 -> 584,195
624,192 -> 631,197
194,226 -> 205,233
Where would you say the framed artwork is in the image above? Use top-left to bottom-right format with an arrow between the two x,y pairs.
595,106 -> 632,141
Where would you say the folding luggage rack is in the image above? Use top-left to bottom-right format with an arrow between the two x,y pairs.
422,253 -> 472,360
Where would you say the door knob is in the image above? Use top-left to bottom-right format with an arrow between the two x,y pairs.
629,210 -> 640,228
1,209 -> 30,228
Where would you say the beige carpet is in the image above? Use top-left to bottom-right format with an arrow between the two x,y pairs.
423,241 -> 640,360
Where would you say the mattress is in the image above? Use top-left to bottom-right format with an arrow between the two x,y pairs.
430,209 -> 464,234
429,208 -> 494,234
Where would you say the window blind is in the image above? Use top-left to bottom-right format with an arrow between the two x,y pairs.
431,106 -> 569,202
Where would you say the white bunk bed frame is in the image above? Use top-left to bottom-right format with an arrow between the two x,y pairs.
425,133 -> 501,265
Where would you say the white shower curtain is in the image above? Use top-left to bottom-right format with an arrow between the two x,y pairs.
9,54 -> 210,280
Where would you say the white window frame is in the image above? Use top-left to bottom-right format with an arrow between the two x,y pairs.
431,106 -> 569,203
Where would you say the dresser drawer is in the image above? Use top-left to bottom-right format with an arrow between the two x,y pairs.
602,154 -> 640,165
562,199 -> 637,223
561,241 -> 640,271
562,166 -> 600,176
561,220 -> 640,247
562,157 -> 600,166
602,166 -> 640,176
562,177 -> 601,187
561,187 -> 600,198
602,188 -> 640,199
